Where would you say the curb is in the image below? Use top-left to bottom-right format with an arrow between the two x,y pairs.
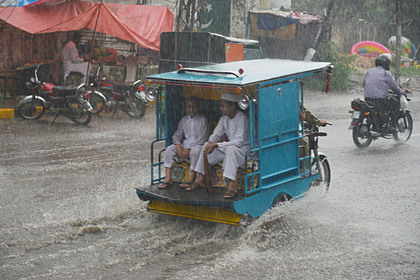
0,105 -> 155,119
0,108 -> 15,119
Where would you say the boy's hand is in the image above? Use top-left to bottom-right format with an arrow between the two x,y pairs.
180,148 -> 191,158
320,120 -> 328,126
176,144 -> 183,157
204,142 -> 217,155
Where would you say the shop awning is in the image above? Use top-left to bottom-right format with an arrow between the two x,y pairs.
0,1 -> 174,51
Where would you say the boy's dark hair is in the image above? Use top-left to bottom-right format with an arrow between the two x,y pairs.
225,100 -> 238,111
185,96 -> 200,106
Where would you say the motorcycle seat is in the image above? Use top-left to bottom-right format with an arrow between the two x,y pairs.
53,85 -> 79,97
361,99 -> 375,109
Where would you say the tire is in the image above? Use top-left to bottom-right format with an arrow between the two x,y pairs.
69,99 -> 92,125
88,91 -> 105,115
352,120 -> 373,148
394,111 -> 413,142
18,99 -> 46,120
309,155 -> 330,195
271,192 -> 292,208
125,93 -> 146,119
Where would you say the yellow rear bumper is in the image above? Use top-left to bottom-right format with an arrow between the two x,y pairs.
147,200 -> 242,226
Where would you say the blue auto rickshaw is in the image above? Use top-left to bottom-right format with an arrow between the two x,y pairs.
136,58 -> 332,225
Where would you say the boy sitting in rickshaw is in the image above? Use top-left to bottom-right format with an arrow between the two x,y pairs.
158,96 -> 209,189
185,92 -> 250,199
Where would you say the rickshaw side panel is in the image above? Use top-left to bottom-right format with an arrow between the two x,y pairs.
233,176 -> 314,217
258,81 -> 300,185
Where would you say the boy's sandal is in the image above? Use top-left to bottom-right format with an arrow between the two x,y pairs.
179,182 -> 192,188
185,182 -> 202,192
224,188 -> 238,199
158,182 -> 170,189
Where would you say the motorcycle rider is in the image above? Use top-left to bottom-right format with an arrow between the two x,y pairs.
363,53 -> 406,131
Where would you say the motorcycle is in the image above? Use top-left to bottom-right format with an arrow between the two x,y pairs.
304,122 -> 331,194
89,65 -> 147,119
17,65 -> 93,125
349,78 -> 413,148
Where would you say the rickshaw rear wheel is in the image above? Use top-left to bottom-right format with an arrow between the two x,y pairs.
271,192 -> 292,208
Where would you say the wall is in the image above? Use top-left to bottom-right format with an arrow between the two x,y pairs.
0,23 -> 67,96
231,0 -> 270,38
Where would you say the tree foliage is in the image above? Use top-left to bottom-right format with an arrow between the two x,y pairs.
303,41 -> 355,91
292,0 -> 420,46
293,0 -> 420,91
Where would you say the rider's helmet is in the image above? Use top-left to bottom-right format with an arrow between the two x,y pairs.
375,53 -> 392,70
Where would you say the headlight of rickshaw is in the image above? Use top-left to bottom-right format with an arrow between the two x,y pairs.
145,87 -> 158,101
238,94 -> 250,110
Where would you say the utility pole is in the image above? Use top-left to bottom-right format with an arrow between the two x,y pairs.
395,0 -> 402,82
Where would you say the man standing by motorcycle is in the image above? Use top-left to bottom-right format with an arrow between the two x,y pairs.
363,53 -> 407,131
61,31 -> 90,85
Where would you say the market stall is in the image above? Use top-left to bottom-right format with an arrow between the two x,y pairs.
0,1 -> 174,98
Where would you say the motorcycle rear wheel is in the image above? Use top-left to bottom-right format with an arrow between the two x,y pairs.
309,154 -> 330,195
352,121 -> 373,148
69,99 -> 92,126
394,111 -> 413,142
125,93 -> 146,119
18,99 -> 46,120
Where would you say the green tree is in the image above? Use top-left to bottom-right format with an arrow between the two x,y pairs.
292,0 -> 420,47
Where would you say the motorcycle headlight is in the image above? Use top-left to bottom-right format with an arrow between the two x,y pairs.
238,94 -> 250,110
145,87 -> 157,101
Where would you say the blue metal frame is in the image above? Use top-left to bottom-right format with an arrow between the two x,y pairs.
150,89 -> 167,185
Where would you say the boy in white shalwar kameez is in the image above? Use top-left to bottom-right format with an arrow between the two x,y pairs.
186,92 -> 250,199
158,96 -> 209,189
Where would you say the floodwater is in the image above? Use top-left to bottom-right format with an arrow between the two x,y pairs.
1,90 -> 419,279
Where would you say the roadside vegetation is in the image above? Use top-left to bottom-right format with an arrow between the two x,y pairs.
303,41 -> 420,92
304,41 -> 355,91
294,0 -> 420,91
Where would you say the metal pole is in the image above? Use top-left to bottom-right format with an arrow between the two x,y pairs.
395,0 -> 402,82
86,1 -> 102,85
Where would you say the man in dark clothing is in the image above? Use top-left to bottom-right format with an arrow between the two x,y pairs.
363,53 -> 406,131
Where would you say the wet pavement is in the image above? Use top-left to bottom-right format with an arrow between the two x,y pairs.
1,87 -> 420,279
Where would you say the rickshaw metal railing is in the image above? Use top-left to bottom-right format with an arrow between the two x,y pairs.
150,89 -> 167,185
244,92 -> 260,195
298,82 -> 313,177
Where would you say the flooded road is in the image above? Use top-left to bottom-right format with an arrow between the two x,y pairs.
1,89 -> 419,279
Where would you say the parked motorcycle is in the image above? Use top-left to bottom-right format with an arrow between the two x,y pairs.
89,65 -> 147,119
349,78 -> 413,148
17,65 -> 93,125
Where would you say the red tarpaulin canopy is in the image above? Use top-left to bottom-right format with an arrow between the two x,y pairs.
0,1 -> 174,51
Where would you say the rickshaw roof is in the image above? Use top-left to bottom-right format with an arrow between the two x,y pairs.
147,59 -> 332,86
